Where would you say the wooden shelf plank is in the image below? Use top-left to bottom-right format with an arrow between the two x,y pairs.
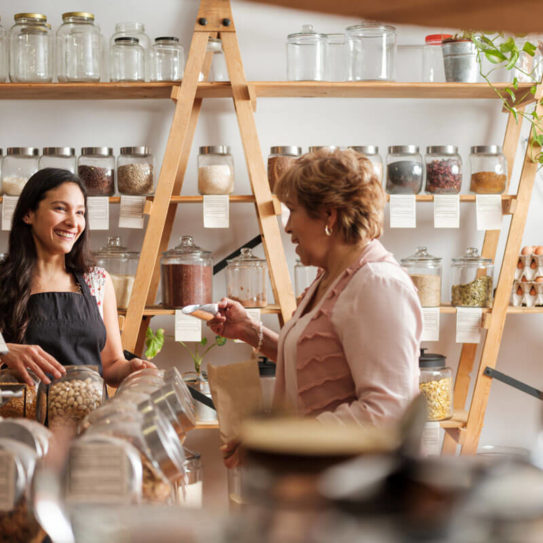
439,304 -> 491,314
507,305 -> 543,313
440,409 -> 468,429
118,304 -> 282,317
385,194 -> 516,202
107,195 -> 257,204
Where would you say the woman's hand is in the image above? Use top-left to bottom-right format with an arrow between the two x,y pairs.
128,357 -> 157,373
207,298 -> 254,343
220,440 -> 243,469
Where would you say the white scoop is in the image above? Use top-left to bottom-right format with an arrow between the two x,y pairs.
181,303 -> 219,321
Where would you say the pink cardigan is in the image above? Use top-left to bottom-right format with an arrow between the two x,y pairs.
274,240 -> 422,426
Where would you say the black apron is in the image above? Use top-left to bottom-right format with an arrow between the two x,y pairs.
24,272 -> 107,373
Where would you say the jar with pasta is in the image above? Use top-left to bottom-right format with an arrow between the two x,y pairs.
419,349 -> 453,421
400,247 -> 442,307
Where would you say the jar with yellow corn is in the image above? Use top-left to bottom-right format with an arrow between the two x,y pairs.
419,349 -> 453,421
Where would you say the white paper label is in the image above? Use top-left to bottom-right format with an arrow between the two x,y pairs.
88,196 -> 110,230
421,307 -> 440,342
434,195 -> 460,228
389,195 -> 416,228
0,451 -> 16,512
421,422 -> 442,457
203,195 -> 229,228
175,310 -> 202,342
0,332 -> 8,355
280,202 -> 289,228
2,196 -> 18,231
476,195 -> 502,231
456,307 -> 483,343
119,195 -> 146,229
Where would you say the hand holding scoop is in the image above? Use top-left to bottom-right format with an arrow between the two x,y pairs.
181,303 -> 219,321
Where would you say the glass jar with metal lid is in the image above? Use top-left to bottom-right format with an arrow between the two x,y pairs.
78,147 -> 115,196
2,147 -> 39,196
56,12 -> 102,82
0,18 -> 7,81
268,146 -> 301,192
451,247 -> 494,307
117,146 -> 154,195
401,247 -> 442,307
110,22 -> 150,81
9,13 -> 53,82
110,36 -> 144,82
226,247 -> 268,308
308,145 -> 338,153
151,37 -> 184,81
419,349 -> 453,421
424,145 -> 463,194
386,145 -> 423,194
0,368 -> 41,420
161,235 -> 213,308
198,146 -> 234,195
349,145 -> 383,182
39,147 -> 76,173
469,145 -> 507,194
287,24 -> 327,81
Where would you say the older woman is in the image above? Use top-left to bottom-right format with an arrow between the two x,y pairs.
208,148 -> 422,426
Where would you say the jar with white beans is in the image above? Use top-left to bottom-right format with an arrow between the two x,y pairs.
198,145 -> 234,195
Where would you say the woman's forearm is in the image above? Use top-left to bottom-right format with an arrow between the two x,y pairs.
102,358 -> 132,388
239,320 -> 279,362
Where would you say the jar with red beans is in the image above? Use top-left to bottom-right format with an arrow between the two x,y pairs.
424,145 -> 463,194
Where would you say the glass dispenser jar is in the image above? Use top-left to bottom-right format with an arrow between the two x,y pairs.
226,248 -> 268,308
110,37 -> 144,81
110,22 -> 151,81
151,37 -> 184,81
386,145 -> 423,194
0,18 -> 7,81
400,247 -> 442,307
117,146 -> 154,195
424,145 -> 463,194
2,147 -> 39,196
294,259 -> 318,298
419,349 -> 453,421
39,147 -> 76,173
161,235 -> 213,308
451,247 -> 494,307
469,145 -> 507,194
287,24 -> 326,81
78,146 -> 115,196
95,237 -> 139,310
325,33 -> 346,81
349,145 -> 383,182
198,146 -> 234,195
0,368 -> 40,420
268,146 -> 301,193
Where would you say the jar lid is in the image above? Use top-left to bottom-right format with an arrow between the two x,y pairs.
346,23 -> 396,36
426,145 -> 458,155
288,24 -> 326,41
227,247 -> 267,266
419,348 -> 447,368
388,145 -> 419,154
81,146 -> 114,157
62,12 -> 95,21
95,236 -> 139,259
162,235 -> 212,258
270,146 -> 302,156
470,145 -> 502,155
349,145 -> 379,155
42,147 -> 75,157
6,147 -> 39,157
14,13 -> 47,22
452,247 -> 493,266
120,146 -> 151,156
325,33 -> 345,44
308,145 -> 338,152
400,246 -> 442,266
425,34 -> 453,44
199,145 -> 230,155
155,36 -> 179,43
258,356 -> 276,377
115,36 -> 139,44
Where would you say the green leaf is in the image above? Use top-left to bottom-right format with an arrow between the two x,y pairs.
200,337 -> 208,346
512,77 -> 519,89
505,88 -> 516,102
216,336 -> 227,346
531,85 -> 538,95
485,50 -> 507,64
144,327 -> 165,360
523,41 -> 537,56
499,37 -> 516,54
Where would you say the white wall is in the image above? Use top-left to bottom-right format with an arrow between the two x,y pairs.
1,0 -> 542,455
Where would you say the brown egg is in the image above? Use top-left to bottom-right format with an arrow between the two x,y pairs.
517,286 -> 523,295
530,286 -> 537,296
535,246 -> 543,255
521,275 -> 529,282
521,246 -> 535,255
517,259 -> 523,269
536,276 -> 543,283
531,259 -> 537,269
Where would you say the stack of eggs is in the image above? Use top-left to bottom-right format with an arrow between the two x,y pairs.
512,246 -> 543,307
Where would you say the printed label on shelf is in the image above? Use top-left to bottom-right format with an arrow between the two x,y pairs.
476,195 -> 502,231
175,310 -> 202,342
421,307 -> 440,341
0,332 -> 8,355
421,422 -> 442,457
389,195 -> 416,228
0,450 -> 16,512
456,307 -> 482,343
433,195 -> 460,228
203,195 -> 229,228
1,196 -> 18,231
88,197 -> 110,230
119,195 -> 146,229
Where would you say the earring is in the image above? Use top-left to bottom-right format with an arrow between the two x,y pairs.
324,225 -> 333,236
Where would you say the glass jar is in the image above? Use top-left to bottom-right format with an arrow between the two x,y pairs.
469,145 -> 507,194
39,147 -> 76,173
56,12 -> 102,82
346,23 -> 396,81
0,18 -> 7,81
349,145 -> 383,182
325,33 -> 346,81
422,34 -> 452,82
308,145 -> 338,153
226,248 -> 268,308
451,247 -> 494,307
207,37 -> 228,81
161,235 -> 213,308
2,147 -> 39,196
0,368 -> 40,420
178,448 -> 203,507
94,237 -> 139,310
117,146 -> 154,195
424,145 -> 463,194
400,247 -> 442,307
151,37 -> 184,81
78,146 -> 115,196
110,37 -> 144,82
198,146 -> 234,195
386,145 -> 423,194
268,146 -> 301,193
287,24 -> 326,81
9,13 -> 53,82
294,259 -> 318,298
110,22 -> 150,81
419,349 -> 453,421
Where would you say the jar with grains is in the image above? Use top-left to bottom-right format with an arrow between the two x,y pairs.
39,147 -> 76,173
0,18 -> 7,81
161,235 -> 213,308
0,368 -> 40,420
451,247 -> 494,307
268,146 -> 301,193
151,36 -> 184,81
226,247 -> 268,308
386,145 -> 423,194
400,247 -> 442,307
469,145 -> 507,194
117,146 -> 154,195
110,37 -> 144,82
2,147 -> 39,196
198,146 -> 234,195
287,24 -> 327,81
349,145 -> 383,182
424,145 -> 462,194
78,147 -> 115,196
419,349 -> 453,421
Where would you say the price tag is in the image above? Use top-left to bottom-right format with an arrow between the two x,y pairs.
87,196 -> 110,230
119,195 -> 146,229
0,450 -> 16,512
0,332 -> 8,355
389,195 -> 416,228
421,422 -> 442,456
421,307 -> 440,342
456,307 -> 483,343
175,311 -> 202,342
433,195 -> 460,228
203,195 -> 229,228
476,195 -> 502,231
2,196 -> 18,231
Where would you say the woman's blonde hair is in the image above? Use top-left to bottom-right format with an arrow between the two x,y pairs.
275,148 -> 385,244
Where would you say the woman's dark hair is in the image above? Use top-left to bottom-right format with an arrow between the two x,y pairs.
0,168 -> 93,342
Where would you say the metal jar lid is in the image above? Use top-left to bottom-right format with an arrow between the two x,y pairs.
62,12 -> 95,21
470,145 -> 502,155
388,145 -> 419,154
119,146 -> 151,157
349,145 -> 379,155
419,348 -> 447,369
227,247 -> 267,267
270,146 -> 302,156
81,146 -> 113,157
114,37 -> 139,45
42,147 -> 75,157
308,145 -> 338,152
199,145 -> 230,155
426,145 -> 458,155
400,246 -> 442,267
155,36 -> 179,43
14,13 -> 47,22
6,147 -> 39,157
452,247 -> 493,266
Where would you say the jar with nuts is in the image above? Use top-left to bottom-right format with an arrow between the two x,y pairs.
0,368 -> 40,420
419,349 -> 453,421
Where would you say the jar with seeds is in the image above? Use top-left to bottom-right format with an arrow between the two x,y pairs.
0,368 -> 40,420
78,147 -> 115,196
400,247 -> 442,307
451,247 -> 494,307
117,146 -> 154,195
419,349 -> 453,421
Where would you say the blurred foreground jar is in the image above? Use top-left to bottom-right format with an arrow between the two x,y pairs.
117,146 -> 154,195
110,36 -> 144,81
268,146 -> 301,193
287,24 -> 326,81
39,147 -> 76,173
226,247 -> 267,308
198,145 -> 234,194
0,368 -> 41,420
469,145 -> 507,194
424,145 -> 462,194
78,146 -> 115,196
451,247 -> 494,307
152,36 -> 184,81
400,247 -> 442,307
2,147 -> 39,196
419,349 -> 453,421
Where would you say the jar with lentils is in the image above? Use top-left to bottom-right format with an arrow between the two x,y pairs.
117,146 -> 154,195
419,349 -> 453,421
78,147 -> 115,196
424,145 -> 462,194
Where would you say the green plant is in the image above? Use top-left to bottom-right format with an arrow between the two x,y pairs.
178,336 -> 227,375
144,327 -> 165,359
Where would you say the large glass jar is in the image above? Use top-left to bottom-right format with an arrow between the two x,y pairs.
325,33 -> 346,81
401,247 -> 442,307
469,145 -> 507,194
117,146 -> 154,195
287,24 -> 326,81
0,18 -> 7,81
94,237 -> 139,310
56,12 -> 102,82
422,34 -> 452,82
2,147 -> 39,196
161,235 -> 213,308
39,147 -> 76,173
419,349 -> 453,421
151,37 -> 184,81
226,248 -> 268,308
386,145 -> 423,194
0,368 -> 40,420
451,247 -> 494,308
294,259 -> 318,298
110,37 -> 144,82
346,23 -> 396,81
349,145 -> 383,182
268,146 -> 301,193
110,22 -> 151,81
78,147 -> 115,196
9,13 -> 53,82
198,146 -> 234,195
424,145 -> 463,194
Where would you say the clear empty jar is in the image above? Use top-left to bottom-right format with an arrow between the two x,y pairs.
110,37 -> 144,81
287,24 -> 326,81
198,146 -> 234,195
386,145 -> 423,194
0,18 -> 7,81
424,145 -> 462,194
117,146 -> 154,195
294,259 -> 318,298
152,37 -> 184,81
205,38 -> 228,81
422,34 -> 452,82
110,22 -> 150,81
419,350 -> 453,421
451,247 -> 494,308
401,247 -> 442,307
326,33 -> 346,81
469,145 -> 507,194
2,147 -> 39,196
268,146 -> 301,193
39,147 -> 76,173
346,23 -> 396,81
349,145 -> 383,182
78,147 -> 115,196
226,248 -> 268,308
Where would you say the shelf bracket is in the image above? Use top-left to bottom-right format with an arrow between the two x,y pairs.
484,366 -> 543,400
